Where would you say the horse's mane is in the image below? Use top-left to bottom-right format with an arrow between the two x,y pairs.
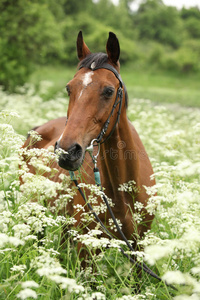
78,52 -> 128,108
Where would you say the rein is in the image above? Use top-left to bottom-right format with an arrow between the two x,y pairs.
69,169 -> 163,282
68,63 -> 176,290
69,152 -> 176,291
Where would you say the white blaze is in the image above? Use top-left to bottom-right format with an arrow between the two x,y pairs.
76,71 -> 94,101
82,71 -> 94,86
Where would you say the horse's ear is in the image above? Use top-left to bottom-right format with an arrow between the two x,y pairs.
106,32 -> 120,65
77,31 -> 91,61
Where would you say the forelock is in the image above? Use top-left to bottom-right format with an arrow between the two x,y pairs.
78,53 -> 108,69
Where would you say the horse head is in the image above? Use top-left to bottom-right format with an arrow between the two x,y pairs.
55,31 -> 126,171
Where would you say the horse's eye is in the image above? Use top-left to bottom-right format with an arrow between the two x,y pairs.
103,87 -> 114,99
66,85 -> 71,96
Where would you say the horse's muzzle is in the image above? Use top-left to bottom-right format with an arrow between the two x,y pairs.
55,141 -> 83,171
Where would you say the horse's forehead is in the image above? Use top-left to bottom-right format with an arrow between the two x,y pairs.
81,71 -> 94,86
73,68 -> 117,89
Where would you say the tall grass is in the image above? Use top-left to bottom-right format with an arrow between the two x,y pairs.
0,82 -> 200,299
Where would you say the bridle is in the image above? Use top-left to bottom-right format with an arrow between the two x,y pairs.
79,62 -> 124,144
68,63 -> 176,290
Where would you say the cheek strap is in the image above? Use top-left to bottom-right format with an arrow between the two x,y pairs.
96,85 -> 123,144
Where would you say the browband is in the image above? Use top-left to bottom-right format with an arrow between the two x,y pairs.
79,63 -> 123,88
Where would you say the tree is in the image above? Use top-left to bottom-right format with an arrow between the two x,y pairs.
180,7 -> 200,39
181,7 -> 200,20
133,0 -> 183,47
63,0 -> 94,15
0,0 -> 64,91
184,17 -> 200,39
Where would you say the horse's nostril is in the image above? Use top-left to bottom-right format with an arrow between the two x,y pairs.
68,143 -> 83,161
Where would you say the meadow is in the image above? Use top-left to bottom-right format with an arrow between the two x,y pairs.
0,66 -> 200,299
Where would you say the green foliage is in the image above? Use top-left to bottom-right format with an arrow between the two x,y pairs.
181,6 -> 200,20
184,17 -> 200,39
161,46 -> 200,73
1,0 -> 200,91
0,0 -> 64,91
63,0 -> 94,15
177,7 -> 200,41
134,0 -> 183,47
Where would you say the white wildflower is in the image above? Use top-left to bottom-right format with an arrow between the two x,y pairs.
48,275 -> 84,293
74,203 -> 85,212
27,130 -> 42,142
17,288 -> 37,299
118,180 -> 137,193
116,295 -> 146,299
83,292 -> 106,300
144,241 -> 177,265
191,267 -> 200,275
162,270 -> 187,285
21,281 -> 39,289
37,266 -> 67,277
9,111 -> 20,118
133,212 -> 143,223
24,235 -> 37,241
109,239 -> 126,249
0,233 -> 9,248
108,217 -> 123,232
174,295 -> 200,300
10,264 -> 26,274
13,223 -> 31,239
134,201 -> 144,212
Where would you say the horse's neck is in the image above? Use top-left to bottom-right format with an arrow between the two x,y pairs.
100,112 -> 139,199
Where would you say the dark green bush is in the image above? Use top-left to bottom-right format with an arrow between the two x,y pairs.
134,0 -> 183,48
184,17 -> 200,39
148,42 -> 165,65
161,47 -> 200,73
0,0 -> 64,91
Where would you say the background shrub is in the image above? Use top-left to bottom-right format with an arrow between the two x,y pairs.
1,0 -> 200,91
0,0 -> 64,91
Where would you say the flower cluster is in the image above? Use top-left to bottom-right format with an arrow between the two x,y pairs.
1,83 -> 200,299
129,99 -> 200,298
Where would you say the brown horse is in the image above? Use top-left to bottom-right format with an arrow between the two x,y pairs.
22,31 -> 155,254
